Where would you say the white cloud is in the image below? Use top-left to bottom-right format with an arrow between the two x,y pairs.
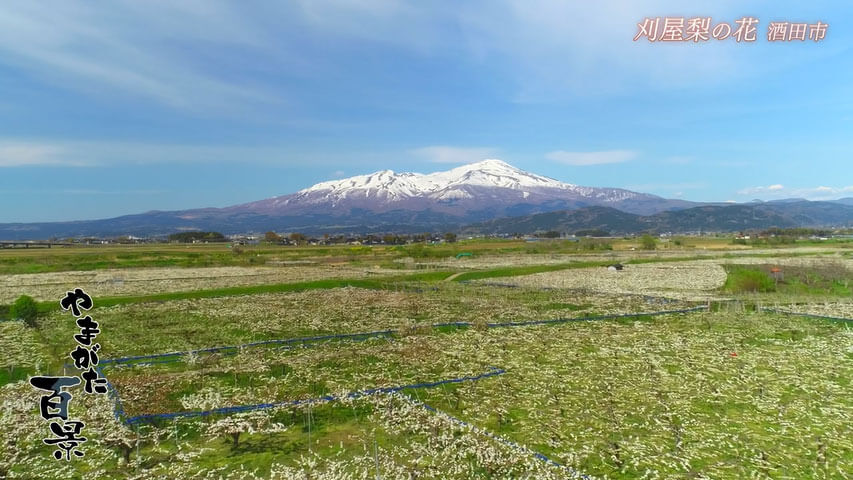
0,138 -> 426,168
331,170 -> 346,178
736,184 -> 853,200
0,2 -> 281,112
737,185 -> 776,196
0,143 -> 87,167
443,0 -> 751,101
0,139 -> 292,168
411,145 -> 499,164
626,182 -> 704,191
293,0 -> 749,99
545,150 -> 636,166
59,189 -> 164,195
0,0 -> 837,116
0,187 -> 164,195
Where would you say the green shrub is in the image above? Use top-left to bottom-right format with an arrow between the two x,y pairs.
578,238 -> 612,251
640,234 -> 657,250
725,268 -> 776,293
10,295 -> 38,327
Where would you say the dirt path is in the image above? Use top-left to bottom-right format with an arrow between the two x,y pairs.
444,272 -> 468,282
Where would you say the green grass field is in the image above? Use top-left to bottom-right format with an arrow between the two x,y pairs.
1,241 -> 851,479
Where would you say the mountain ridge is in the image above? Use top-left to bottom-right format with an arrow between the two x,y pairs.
226,159 -> 690,217
465,202 -> 853,235
0,160 -> 850,239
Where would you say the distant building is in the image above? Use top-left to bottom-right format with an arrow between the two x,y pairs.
770,267 -> 783,282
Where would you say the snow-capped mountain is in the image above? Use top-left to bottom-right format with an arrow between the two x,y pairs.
231,159 -> 684,217
0,160 -> 706,239
2,159 -> 851,240
299,160 -> 570,200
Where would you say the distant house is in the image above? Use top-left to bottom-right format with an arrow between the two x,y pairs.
607,264 -> 624,271
770,267 -> 783,282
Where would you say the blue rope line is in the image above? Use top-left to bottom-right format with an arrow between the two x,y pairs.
95,365 -> 127,422
761,308 -> 853,323
100,330 -> 395,366
460,280 -> 684,304
431,322 -> 472,328
122,366 -> 506,425
95,332 -> 395,371
99,307 -> 707,425
462,281 -> 521,289
486,306 -> 709,328
100,307 -> 706,368
401,394 -> 590,479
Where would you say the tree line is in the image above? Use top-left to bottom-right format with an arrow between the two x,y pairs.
261,231 -> 458,245
168,231 -> 227,243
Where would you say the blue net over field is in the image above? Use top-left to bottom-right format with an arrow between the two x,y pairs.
761,308 -> 853,323
118,366 -> 506,425
96,364 -> 128,421
86,296 -> 852,474
97,306 -> 711,428
460,280 -> 686,305
99,330 -> 395,368
485,306 -> 708,328
99,306 -> 710,368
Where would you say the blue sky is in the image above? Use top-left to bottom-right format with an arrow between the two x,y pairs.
0,1 -> 851,222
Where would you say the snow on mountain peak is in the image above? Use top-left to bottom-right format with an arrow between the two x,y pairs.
428,159 -> 571,190
297,159 -> 574,201
243,158 -> 654,213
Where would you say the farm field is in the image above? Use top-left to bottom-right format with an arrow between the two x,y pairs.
0,265 -> 420,303
0,241 -> 851,479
